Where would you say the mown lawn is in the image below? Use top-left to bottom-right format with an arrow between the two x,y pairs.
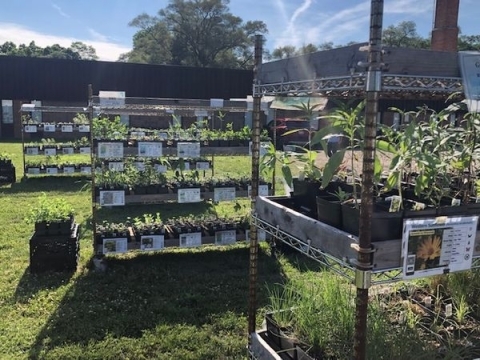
0,141 -> 315,360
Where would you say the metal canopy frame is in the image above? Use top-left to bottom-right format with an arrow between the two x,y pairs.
254,74 -> 463,99
20,104 -> 89,114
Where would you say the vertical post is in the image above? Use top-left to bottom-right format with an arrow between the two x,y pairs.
272,109 -> 277,195
354,1 -> 383,359
88,84 -> 97,255
248,34 -> 263,338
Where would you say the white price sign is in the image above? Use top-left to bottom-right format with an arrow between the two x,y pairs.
138,142 -> 162,157
402,216 -> 479,279
80,166 -> 92,174
130,131 -> 145,138
46,167 -> 58,175
177,142 -> 201,158
98,142 -> 124,158
213,187 -> 236,202
179,232 -> 202,247
178,188 -> 202,203
61,124 -> 73,133
62,147 -> 74,155
78,125 -> 90,133
99,190 -> 125,206
215,230 -> 237,245
26,147 -> 39,155
140,235 -> 164,251
25,125 -> 37,133
27,167 -> 41,174
44,148 -> 57,156
63,166 -> 75,174
108,162 -> 124,171
103,238 -> 128,254
44,124 -> 56,132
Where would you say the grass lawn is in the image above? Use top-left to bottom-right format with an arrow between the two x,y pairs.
0,140 -> 317,360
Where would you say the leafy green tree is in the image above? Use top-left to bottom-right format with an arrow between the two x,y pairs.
70,41 -> 99,60
124,0 -> 267,68
382,21 -> 429,48
458,34 -> 480,51
0,40 -> 98,60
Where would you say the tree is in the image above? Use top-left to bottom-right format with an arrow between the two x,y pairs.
0,40 -> 98,60
382,21 -> 429,48
271,45 -> 297,60
125,0 -> 267,68
458,34 -> 480,51
70,41 -> 99,60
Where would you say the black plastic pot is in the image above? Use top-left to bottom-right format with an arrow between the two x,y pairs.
316,195 -> 342,229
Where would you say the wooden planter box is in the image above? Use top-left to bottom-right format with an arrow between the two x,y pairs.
255,196 -> 480,271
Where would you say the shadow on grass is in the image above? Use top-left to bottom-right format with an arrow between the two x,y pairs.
28,244 -> 283,358
0,176 -> 91,194
14,268 -> 75,304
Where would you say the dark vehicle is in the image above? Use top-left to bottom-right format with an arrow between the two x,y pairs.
265,118 -> 312,149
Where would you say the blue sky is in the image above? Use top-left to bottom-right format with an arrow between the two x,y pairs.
0,0 -> 478,61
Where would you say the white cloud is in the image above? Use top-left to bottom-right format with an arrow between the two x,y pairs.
51,2 -> 70,19
87,28 -> 109,43
0,22 -> 130,61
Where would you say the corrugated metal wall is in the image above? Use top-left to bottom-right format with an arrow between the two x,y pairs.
0,56 -> 254,102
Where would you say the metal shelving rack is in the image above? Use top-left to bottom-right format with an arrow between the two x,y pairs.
88,90 -> 254,255
20,104 -> 91,178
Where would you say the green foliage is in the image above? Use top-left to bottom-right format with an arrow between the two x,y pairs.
92,116 -> 128,140
25,192 -> 75,224
0,40 -> 98,60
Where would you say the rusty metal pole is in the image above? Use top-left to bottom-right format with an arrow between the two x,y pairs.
248,34 -> 263,339
354,1 -> 383,359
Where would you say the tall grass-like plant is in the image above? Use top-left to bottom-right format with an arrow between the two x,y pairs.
25,192 -> 75,224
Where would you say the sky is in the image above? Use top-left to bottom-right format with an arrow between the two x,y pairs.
0,0 -> 478,62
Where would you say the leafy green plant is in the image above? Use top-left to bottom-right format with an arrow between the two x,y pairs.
25,192 -> 75,224
92,116 -> 128,140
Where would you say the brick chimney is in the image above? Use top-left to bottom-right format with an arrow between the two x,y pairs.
431,0 -> 460,52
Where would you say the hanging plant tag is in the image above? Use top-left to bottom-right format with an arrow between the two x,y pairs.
26,147 -> 39,155
44,124 -> 56,132
248,185 -> 269,197
99,190 -> 125,206
46,167 -> 58,174
79,146 -> 90,154
140,235 -> 164,251
63,166 -> 75,174
196,162 -> 210,170
154,164 -> 168,173
178,188 -> 201,203
138,142 -> 162,157
62,147 -> 74,155
98,142 -> 124,158
445,303 -> 453,318
78,125 -> 90,132
215,230 -> 237,245
177,142 -> 201,158
214,187 -> 236,202
388,195 -> 402,212
424,296 -> 432,307
44,148 -> 57,156
25,125 -> 37,133
179,232 -> 202,247
61,125 -> 73,133
102,238 -> 128,254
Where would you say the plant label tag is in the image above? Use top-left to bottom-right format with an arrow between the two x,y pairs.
79,147 -> 91,154
388,195 -> 402,212
134,162 -> 146,171
424,296 -> 432,307
249,141 -> 270,156
179,232 -> 202,247
184,162 -> 190,171
61,125 -> 73,132
25,125 -> 37,133
78,125 -> 90,132
138,142 -> 162,157
44,124 -> 56,132
62,147 -> 74,155
26,147 -> 39,155
27,167 -> 40,174
178,188 -> 201,203
196,162 -> 210,170
215,230 -> 236,245
177,142 -> 201,158
248,185 -> 269,197
214,187 -> 236,202
44,148 -> 57,156
346,175 -> 354,184
99,190 -> 125,206
46,167 -> 58,174
80,166 -> 92,174
108,162 -> 124,172
63,166 -> 75,174
103,238 -> 128,254
140,235 -> 164,251
451,198 -> 461,206
158,132 -> 168,140
445,303 -> 453,318
154,164 -> 168,173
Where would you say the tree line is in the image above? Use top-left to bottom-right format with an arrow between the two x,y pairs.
1,0 -> 479,68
